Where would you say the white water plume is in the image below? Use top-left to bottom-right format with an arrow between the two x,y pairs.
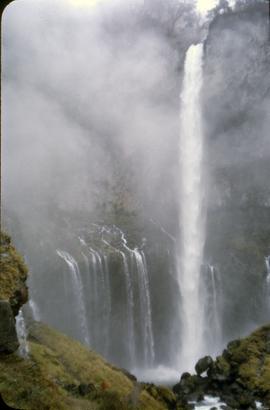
178,43 -> 206,371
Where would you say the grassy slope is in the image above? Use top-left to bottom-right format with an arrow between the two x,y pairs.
0,322 -> 169,410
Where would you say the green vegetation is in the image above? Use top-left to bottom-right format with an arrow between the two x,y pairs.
0,322 -> 170,410
0,231 -> 28,314
173,324 -> 270,408
226,325 -> 270,397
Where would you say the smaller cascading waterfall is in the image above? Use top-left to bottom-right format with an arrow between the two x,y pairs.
88,247 -> 112,354
265,256 -> 270,310
53,225 -> 155,371
102,254 -> 112,356
206,264 -> 222,350
209,266 -> 220,335
28,299 -> 41,321
100,225 -> 155,367
88,248 -> 99,346
178,43 -> 206,371
120,251 -> 136,367
56,250 -> 90,345
133,249 -> 155,367
15,309 -> 29,358
79,241 -> 112,356
265,256 -> 270,283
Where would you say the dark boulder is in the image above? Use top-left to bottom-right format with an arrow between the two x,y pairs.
78,383 -> 96,396
173,373 -> 208,402
0,300 -> 19,354
195,355 -> 213,375
0,393 -> 19,410
207,356 -> 231,382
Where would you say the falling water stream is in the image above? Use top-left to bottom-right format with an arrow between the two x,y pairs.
178,43 -> 205,371
265,256 -> 270,283
54,227 -> 155,371
56,250 -> 90,345
207,264 -> 222,351
265,256 -> 270,311
121,251 -> 136,366
16,309 -> 29,358
28,299 -> 41,321
133,249 -> 155,367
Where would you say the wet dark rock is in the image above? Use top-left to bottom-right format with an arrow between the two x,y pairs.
0,301 -> 19,354
237,391 -> 255,408
64,383 -> 78,394
207,356 -> 231,382
173,372 -> 208,403
64,383 -> 96,397
181,372 -> 191,380
195,355 -> 213,375
0,232 -> 29,356
220,394 -> 240,409
78,383 -> 96,396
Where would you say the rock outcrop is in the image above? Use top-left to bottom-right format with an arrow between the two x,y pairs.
0,232 -> 28,354
0,301 -> 19,354
173,324 -> 270,409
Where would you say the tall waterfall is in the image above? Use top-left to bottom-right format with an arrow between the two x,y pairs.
56,250 -> 90,345
178,43 -> 205,371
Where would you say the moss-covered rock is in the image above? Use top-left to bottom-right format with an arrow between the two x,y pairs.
0,232 -> 28,355
195,356 -> 213,376
173,324 -> 270,409
142,383 -> 177,410
0,231 -> 28,316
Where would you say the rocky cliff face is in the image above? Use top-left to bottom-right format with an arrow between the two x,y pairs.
0,232 -> 28,354
203,1 -> 270,342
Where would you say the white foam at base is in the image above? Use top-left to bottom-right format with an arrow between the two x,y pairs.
132,365 -> 180,385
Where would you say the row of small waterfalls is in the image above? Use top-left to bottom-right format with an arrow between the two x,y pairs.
16,42 -> 270,382
55,226 -> 155,369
